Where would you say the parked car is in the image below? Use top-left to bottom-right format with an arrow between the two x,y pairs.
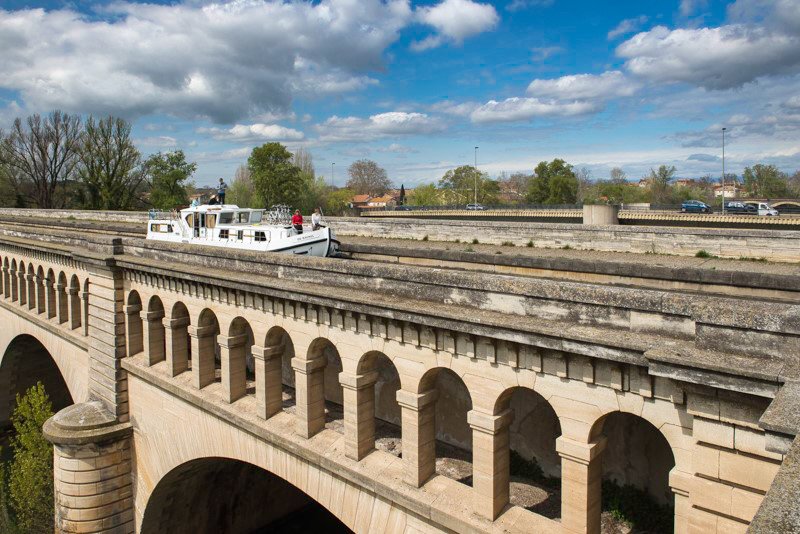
395,205 -> 413,211
724,201 -> 757,214
681,200 -> 712,214
466,203 -> 486,211
755,202 -> 780,216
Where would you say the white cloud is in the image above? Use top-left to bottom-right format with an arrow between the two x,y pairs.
315,111 -> 444,141
526,71 -> 639,100
617,24 -> 800,90
377,143 -> 417,153
530,46 -> 563,61
198,123 -> 304,142
506,0 -> 554,12
429,100 -> 480,116
470,97 -> 599,123
0,0 -> 413,123
607,15 -> 648,40
135,136 -> 179,148
413,0 -> 499,50
679,0 -> 709,17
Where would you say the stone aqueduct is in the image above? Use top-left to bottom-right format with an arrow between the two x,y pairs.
0,220 -> 797,534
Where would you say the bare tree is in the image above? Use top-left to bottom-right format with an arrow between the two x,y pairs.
79,116 -> 143,210
609,167 -> 627,183
0,111 -> 82,208
346,159 -> 391,196
292,147 -> 315,178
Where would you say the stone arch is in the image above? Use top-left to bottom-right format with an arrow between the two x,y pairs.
265,326 -> 295,393
140,457 -> 350,534
0,334 -> 75,428
252,325 -> 296,421
307,337 -> 344,407
192,309 -> 220,390
56,271 -> 68,324
591,411 -> 676,506
45,268 -> 56,319
166,301 -> 191,376
35,265 -> 45,313
415,366 -> 473,486
69,274 -> 81,329
126,291 -> 144,357
295,337 -> 343,438
10,259 -> 18,301
144,296 -> 166,366
221,316 -> 255,403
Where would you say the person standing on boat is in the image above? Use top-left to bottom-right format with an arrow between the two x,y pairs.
292,209 -> 304,234
217,178 -> 227,204
311,207 -> 323,230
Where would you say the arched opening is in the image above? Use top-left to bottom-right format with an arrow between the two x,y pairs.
56,272 -> 68,324
223,317 -> 255,403
68,274 -> 81,330
593,412 -> 676,533
417,367 -> 473,487
125,291 -> 143,357
45,268 -> 56,319
26,264 -> 35,310
35,266 -> 45,314
144,296 -> 166,366
495,386 -> 562,518
167,302 -> 191,376
0,335 -> 74,432
193,309 -> 220,390
10,259 -> 18,302
295,338 -> 344,438
140,458 -> 351,534
355,351 -> 401,458
263,326 -> 296,412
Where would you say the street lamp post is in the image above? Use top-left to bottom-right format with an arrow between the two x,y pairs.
722,127 -> 727,214
474,146 -> 479,206
331,162 -> 335,188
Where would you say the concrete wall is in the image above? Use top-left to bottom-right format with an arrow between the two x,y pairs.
331,217 -> 800,261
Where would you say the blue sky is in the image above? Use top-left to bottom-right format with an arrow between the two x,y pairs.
1,0 -> 799,187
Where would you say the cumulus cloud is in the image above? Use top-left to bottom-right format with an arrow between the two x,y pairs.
617,24 -> 800,90
412,0 -> 499,51
679,0 -> 709,17
429,100 -> 480,116
687,153 -> 719,162
607,15 -> 648,40
470,98 -> 599,123
198,123 -> 304,142
0,0 -> 413,123
526,71 -> 639,100
136,136 -> 179,148
670,113 -> 800,147
315,111 -> 444,141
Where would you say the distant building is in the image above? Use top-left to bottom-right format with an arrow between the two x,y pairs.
637,178 -> 652,188
714,184 -> 738,198
674,178 -> 698,188
349,194 -> 371,209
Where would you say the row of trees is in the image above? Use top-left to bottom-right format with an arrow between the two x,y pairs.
0,111 -> 196,210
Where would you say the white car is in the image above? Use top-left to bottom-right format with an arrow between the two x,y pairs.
756,202 -> 780,216
466,203 -> 486,210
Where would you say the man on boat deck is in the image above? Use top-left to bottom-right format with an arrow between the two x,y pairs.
292,209 -> 304,234
217,178 -> 227,204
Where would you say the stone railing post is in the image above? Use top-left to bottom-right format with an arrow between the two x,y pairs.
556,436 -> 607,534
189,325 -> 216,390
163,317 -> 190,376
140,310 -> 166,366
218,333 -> 249,403
43,402 -> 134,534
469,408 -> 515,521
18,270 -> 27,306
124,304 -> 142,357
252,344 -> 284,420
397,389 -> 438,487
1,265 -> 8,298
55,282 -> 68,324
340,370 -> 379,461
291,356 -> 327,438
34,274 -> 45,313
67,286 -> 81,330
81,289 -> 90,336
25,273 -> 35,310
8,267 -> 16,301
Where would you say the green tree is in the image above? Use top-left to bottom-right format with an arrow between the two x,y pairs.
248,142 -> 303,208
527,159 -> 579,204
145,150 -> 196,209
743,164 -> 790,198
409,183 -> 440,206
78,115 -> 144,210
8,383 -> 54,533
323,187 -> 355,215
646,165 -> 676,205
438,165 -> 498,205
346,159 -> 391,196
226,165 -> 256,208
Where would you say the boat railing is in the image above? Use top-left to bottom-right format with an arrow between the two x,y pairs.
148,209 -> 179,221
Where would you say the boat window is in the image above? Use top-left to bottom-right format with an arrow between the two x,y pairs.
219,229 -> 229,239
150,223 -> 158,232
206,214 -> 217,228
250,211 -> 263,224
185,214 -> 194,227
255,231 -> 267,242
237,230 -> 243,240
237,211 -> 250,224
219,212 -> 234,224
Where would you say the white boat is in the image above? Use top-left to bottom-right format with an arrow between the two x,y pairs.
146,205 -> 340,258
